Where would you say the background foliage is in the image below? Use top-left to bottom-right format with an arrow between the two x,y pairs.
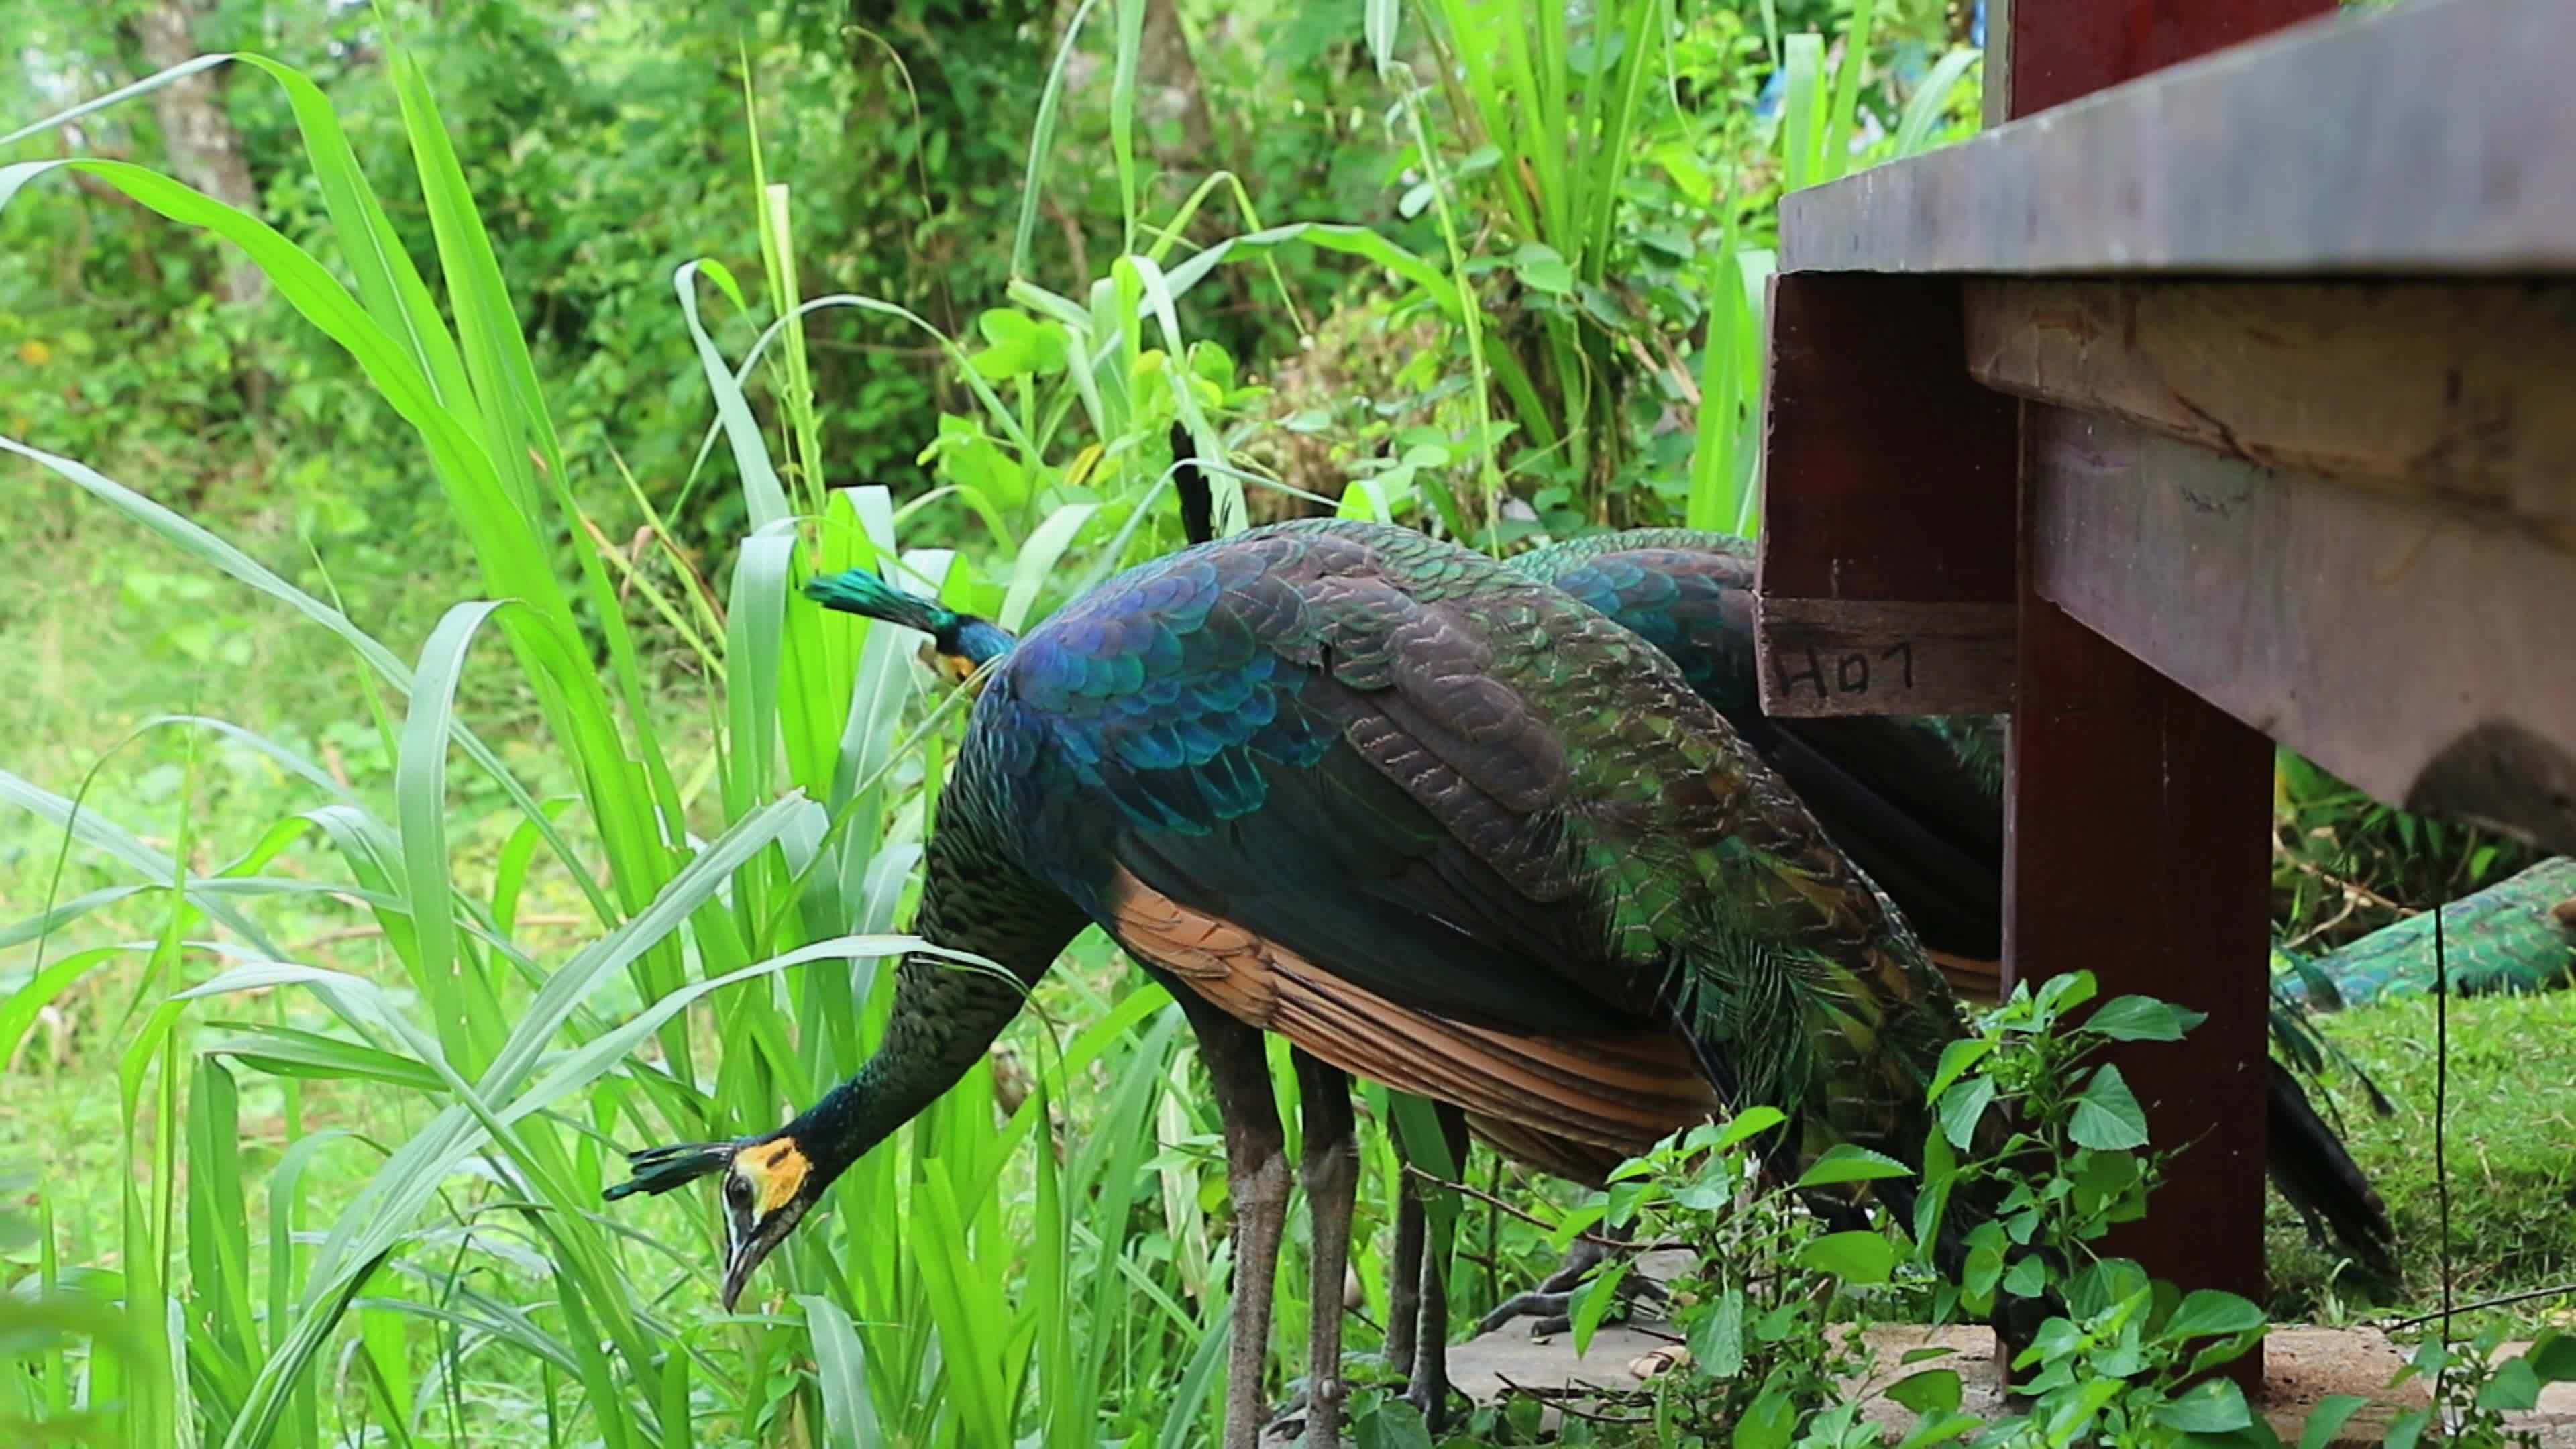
2,0 -> 2563,1444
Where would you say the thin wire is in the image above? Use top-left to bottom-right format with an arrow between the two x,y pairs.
2433,897 -> 2454,1409
2383,1280 -> 2575,1332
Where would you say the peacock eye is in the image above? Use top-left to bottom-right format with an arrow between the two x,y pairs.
724,1175 -> 751,1208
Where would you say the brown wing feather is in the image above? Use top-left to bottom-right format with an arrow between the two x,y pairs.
1108,867 -> 1718,1152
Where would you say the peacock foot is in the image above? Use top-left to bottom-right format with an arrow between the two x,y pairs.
1472,1234 -> 1669,1338
1402,1355 -> 1458,1434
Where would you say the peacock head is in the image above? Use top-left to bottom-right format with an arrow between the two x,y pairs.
604,1132 -> 829,1309
805,568 -> 1016,696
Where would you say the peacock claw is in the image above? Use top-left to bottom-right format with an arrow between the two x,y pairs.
1472,1239 -> 1669,1338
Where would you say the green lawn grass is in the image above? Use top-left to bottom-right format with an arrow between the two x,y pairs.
2265,989 -> 2576,1336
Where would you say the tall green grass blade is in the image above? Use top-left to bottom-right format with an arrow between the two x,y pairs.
1110,0 -> 1146,250
1818,0 -> 1880,185
802,1295 -> 884,1449
1894,48 -> 1982,157
394,601 -> 511,1069
1782,34 -> 1825,191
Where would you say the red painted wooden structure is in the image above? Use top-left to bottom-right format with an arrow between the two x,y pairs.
1756,0 -> 2576,1389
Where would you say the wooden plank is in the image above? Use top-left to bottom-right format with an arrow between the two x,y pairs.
2003,585 -> 2275,1357
2027,407 -> 2576,857
2001,0 -> 2340,116
1782,0 -> 2576,276
1965,280 -> 2576,548
1752,274 -> 2021,718
1754,600 -> 2017,718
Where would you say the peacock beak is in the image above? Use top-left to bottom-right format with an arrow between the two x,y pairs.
719,1193 -> 810,1311
720,1213 -> 780,1311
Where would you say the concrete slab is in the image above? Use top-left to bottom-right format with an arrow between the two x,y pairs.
1441,1293 -> 2575,1445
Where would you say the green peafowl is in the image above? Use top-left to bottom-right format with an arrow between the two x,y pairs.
609,517 -> 1998,1449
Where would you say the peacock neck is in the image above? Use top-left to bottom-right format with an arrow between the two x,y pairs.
786,811 -> 1087,1181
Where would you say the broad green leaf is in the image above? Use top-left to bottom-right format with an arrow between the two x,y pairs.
1568,1256 -> 1633,1356
1940,1074 -> 1997,1150
1691,1288 -> 1746,1380
2476,1357 -> 2544,1412
2034,969 -> 2100,1016
1354,1396 -> 1434,1449
2161,1290 -> 2266,1341
1895,1413 -> 1984,1449
2298,1392 -> 2369,1444
1734,1385 -> 1798,1449
1886,1367 -> 1962,1417
1925,1037 -> 1996,1105
1513,241 -> 1575,295
1794,1144 -> 1913,1188
2296,1395 -> 2371,1449
2153,1378 -> 2253,1433
2065,1258 -> 2149,1320
2043,1375 -> 2125,1443
2001,1254 -> 2047,1299
1711,1105 -> 1788,1152
2084,995 -> 2206,1042
1796,1231 -> 1897,1285
2525,1330 -> 2576,1383
2069,1065 -> 2151,1150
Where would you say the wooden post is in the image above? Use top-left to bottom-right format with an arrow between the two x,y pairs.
1760,0 -> 2576,1392
2005,488 -> 2277,1328
1988,0 -> 2337,1388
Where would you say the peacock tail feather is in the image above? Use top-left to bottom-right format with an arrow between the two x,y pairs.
2275,855 -> 2576,1011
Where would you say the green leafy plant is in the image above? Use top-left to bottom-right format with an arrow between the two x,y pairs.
1480,976 -> 2311,1447
2380,1326 -> 2576,1449
1595,1110 -> 1906,1443
1918,973 -> 2196,1320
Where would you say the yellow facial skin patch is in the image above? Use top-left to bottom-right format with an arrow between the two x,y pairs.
736,1139 -> 810,1214
920,641 -> 987,694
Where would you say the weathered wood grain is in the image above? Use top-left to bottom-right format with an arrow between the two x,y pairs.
1753,599 -> 2018,718
2027,408 -> 2576,856
1753,274 -> 2021,716
1758,274 -> 2023,602
1786,0 -> 2576,276
1965,280 -> 2576,548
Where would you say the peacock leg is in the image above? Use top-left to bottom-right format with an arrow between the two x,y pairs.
1293,1053 -> 1358,1447
1403,1105 -> 1472,1433
1381,1168 -> 1425,1377
1171,994 -> 1291,1449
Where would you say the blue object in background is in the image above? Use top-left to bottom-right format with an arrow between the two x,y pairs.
1750,1 -> 1984,123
